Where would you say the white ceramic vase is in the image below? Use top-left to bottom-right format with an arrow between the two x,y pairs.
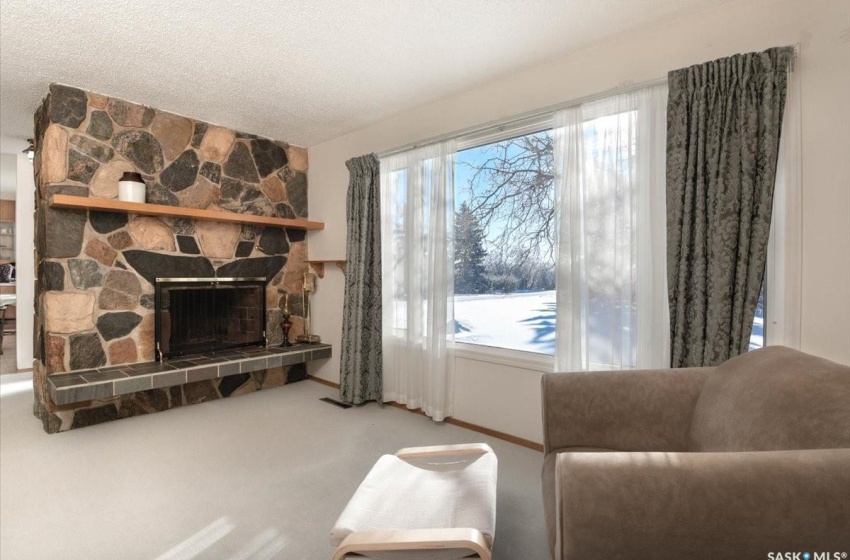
118,172 -> 146,203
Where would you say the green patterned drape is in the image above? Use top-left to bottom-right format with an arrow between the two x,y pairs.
666,46 -> 794,368
340,154 -> 383,404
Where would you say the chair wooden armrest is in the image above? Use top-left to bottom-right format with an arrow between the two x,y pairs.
394,443 -> 493,459
332,528 -> 491,560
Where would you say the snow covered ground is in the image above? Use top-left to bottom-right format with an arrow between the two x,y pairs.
749,315 -> 764,350
454,290 -> 765,355
454,291 -> 556,355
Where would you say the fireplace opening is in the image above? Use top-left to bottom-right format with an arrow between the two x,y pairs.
155,278 -> 266,360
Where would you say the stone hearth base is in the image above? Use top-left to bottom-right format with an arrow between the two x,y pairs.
37,343 -> 331,433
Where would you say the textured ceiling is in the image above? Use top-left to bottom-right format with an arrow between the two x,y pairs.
0,0 -> 731,151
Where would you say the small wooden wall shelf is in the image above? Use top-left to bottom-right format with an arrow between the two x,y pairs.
307,260 -> 346,278
48,195 -> 325,231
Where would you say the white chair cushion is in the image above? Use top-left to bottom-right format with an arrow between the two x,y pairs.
331,451 -> 498,559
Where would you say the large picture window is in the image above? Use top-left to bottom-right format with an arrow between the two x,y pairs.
381,83 -> 670,371
453,129 -> 556,355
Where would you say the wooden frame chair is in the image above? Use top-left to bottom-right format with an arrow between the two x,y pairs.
331,444 -> 497,560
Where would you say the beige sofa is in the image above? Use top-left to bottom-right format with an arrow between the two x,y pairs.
541,346 -> 850,559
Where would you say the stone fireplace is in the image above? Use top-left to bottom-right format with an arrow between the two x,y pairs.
32,84 -> 322,433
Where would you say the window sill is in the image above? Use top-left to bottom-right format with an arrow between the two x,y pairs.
454,343 -> 553,373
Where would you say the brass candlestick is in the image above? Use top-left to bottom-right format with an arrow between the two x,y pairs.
278,290 -> 292,347
296,272 -> 321,344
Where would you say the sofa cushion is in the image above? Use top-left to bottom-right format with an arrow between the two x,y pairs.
543,447 -> 615,557
689,346 -> 850,452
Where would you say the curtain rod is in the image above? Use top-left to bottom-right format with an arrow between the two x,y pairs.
377,43 -> 798,159
377,75 -> 668,158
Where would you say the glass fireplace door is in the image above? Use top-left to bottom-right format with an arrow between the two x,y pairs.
155,278 -> 266,360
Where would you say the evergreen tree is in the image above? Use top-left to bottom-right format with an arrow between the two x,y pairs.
454,202 -> 489,294
459,130 -> 555,264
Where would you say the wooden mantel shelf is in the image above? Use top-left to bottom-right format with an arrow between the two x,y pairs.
307,260 -> 346,278
48,195 -> 325,231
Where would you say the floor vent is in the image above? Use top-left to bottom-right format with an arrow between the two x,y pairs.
320,397 -> 352,409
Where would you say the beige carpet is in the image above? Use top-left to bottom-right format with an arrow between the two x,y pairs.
0,373 -> 549,559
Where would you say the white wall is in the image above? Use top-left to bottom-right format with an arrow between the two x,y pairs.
15,155 -> 34,371
0,154 -> 16,200
308,0 -> 850,444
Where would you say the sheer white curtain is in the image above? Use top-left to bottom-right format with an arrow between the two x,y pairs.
553,84 -> 669,371
766,55 -> 802,348
380,140 -> 456,421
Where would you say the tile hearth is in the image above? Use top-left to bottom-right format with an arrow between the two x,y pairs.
48,343 -> 331,405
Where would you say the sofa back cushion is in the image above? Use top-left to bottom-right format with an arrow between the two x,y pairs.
689,346 -> 850,451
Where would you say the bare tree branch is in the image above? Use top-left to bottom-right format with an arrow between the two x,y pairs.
459,130 -> 555,275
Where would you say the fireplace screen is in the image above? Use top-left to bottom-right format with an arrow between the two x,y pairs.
155,278 -> 266,360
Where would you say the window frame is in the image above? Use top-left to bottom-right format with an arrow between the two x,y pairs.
456,114 -> 554,151
455,341 -> 554,373
452,115 -> 558,362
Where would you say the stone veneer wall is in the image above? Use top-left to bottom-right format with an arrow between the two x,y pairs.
32,84 -> 310,433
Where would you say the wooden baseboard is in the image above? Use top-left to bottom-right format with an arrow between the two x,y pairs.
308,376 -> 543,452
308,375 -> 339,389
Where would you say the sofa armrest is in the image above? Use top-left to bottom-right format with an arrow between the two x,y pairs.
553,449 -> 850,559
541,367 -> 711,454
